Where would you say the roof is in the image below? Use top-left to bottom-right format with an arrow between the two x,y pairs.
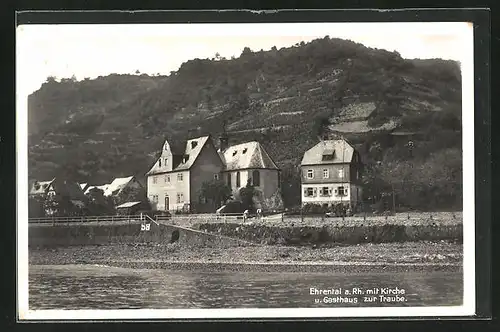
301,139 -> 355,166
29,179 -> 55,195
48,178 -> 87,201
146,136 -> 211,175
221,141 -> 278,171
104,176 -> 134,196
84,184 -> 110,195
116,201 -> 142,209
79,183 -> 88,190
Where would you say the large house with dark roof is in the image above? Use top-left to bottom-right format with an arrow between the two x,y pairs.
218,134 -> 280,203
146,134 -> 281,213
146,135 -> 225,212
300,139 -> 363,209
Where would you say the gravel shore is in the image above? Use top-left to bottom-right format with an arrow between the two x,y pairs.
29,241 -> 462,273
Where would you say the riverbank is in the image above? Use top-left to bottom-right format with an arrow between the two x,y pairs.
29,241 -> 462,273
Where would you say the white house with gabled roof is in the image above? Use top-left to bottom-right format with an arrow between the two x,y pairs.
146,135 -> 224,212
300,139 -> 363,209
218,139 -> 281,202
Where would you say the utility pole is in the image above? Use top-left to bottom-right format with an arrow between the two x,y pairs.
407,139 -> 414,220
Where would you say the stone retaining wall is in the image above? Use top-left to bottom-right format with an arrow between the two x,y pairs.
197,222 -> 462,245
28,222 -> 251,248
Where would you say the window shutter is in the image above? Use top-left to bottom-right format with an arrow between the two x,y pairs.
303,188 -> 308,196
328,188 -> 333,196
313,188 -> 317,197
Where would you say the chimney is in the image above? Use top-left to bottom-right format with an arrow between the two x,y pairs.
219,120 -> 229,151
219,132 -> 229,152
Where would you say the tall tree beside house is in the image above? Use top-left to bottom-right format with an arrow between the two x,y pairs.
86,187 -> 115,215
239,179 -> 257,212
280,164 -> 301,208
43,193 -> 80,217
200,180 -> 232,210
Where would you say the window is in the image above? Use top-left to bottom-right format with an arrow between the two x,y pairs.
152,195 -> 158,203
176,193 -> 184,204
177,173 -> 183,181
338,169 -> 344,178
166,175 -> 171,182
236,172 -> 241,187
183,155 -> 189,163
214,173 -> 219,180
322,149 -> 335,161
307,169 -> 314,179
232,150 -> 238,156
337,186 -> 346,196
252,170 -> 260,186
191,141 -> 198,149
323,169 -> 329,179
159,159 -> 162,167
153,176 -> 157,184
242,148 -> 248,154
306,188 -> 314,197
164,158 -> 168,166
322,154 -> 334,161
321,187 -> 330,196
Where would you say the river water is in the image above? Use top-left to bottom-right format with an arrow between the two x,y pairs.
29,264 -> 462,310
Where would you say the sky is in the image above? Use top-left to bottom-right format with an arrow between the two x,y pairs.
16,22 -> 473,98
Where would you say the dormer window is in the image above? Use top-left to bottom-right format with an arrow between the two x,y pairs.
232,150 -> 237,156
322,149 -> 335,161
191,141 -> 198,149
242,148 -> 248,154
159,159 -> 162,167
183,155 -> 189,163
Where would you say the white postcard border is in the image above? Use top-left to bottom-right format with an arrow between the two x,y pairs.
17,21 -> 475,320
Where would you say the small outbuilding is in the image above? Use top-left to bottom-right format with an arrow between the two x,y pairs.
115,201 -> 148,216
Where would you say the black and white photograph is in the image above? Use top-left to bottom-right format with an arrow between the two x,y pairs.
17,18 -> 476,320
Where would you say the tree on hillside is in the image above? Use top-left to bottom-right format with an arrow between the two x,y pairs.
241,47 -> 252,56
200,179 -> 232,209
312,115 -> 331,140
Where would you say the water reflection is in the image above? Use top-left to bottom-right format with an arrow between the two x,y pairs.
29,265 -> 462,310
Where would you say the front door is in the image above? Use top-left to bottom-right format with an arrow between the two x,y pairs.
164,196 -> 169,211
